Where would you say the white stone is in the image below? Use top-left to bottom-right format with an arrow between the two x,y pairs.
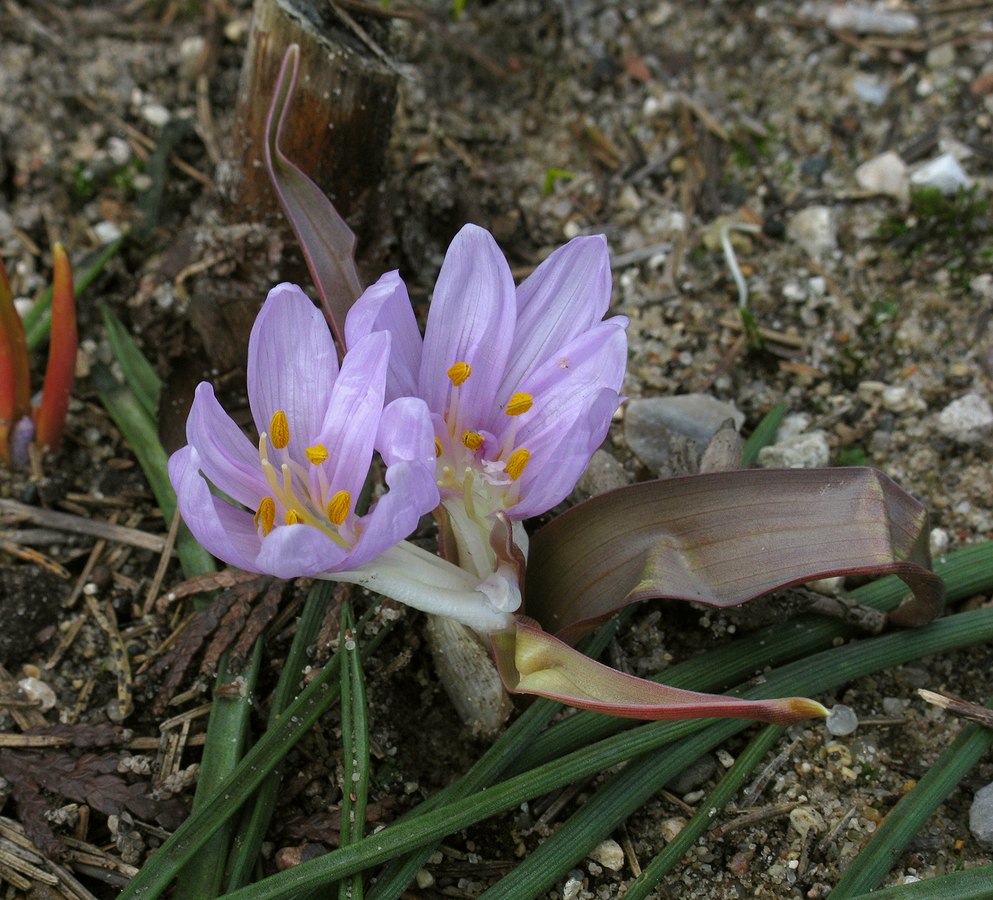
930,527 -> 950,558
910,154 -> 972,195
855,151 -> 909,201
824,4 -> 918,35
935,393 -> 993,444
757,431 -> 830,469
415,869 -> 435,889
106,136 -> 131,166
588,839 -> 625,872
94,221 -> 123,245
562,875 -> 583,900
881,385 -> 926,414
788,206 -> 837,260
851,75 -> 889,105
826,704 -> 859,736
789,806 -> 826,839
141,103 -> 171,127
18,677 -> 57,712
808,576 -> 845,596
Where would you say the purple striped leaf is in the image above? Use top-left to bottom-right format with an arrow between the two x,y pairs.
491,619 -> 828,723
526,467 -> 944,644
264,45 -> 363,355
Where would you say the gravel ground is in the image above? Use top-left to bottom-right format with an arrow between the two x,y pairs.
1,1 -> 992,897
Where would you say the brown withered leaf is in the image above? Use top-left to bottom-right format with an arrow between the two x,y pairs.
0,750 -> 186,833
3,760 -> 63,859
200,587 -> 257,675
162,569 -> 266,605
229,580 -> 286,665
23,722 -> 131,748
144,587 -> 242,714
280,798 -> 395,846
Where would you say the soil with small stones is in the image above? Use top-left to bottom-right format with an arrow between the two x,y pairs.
2,1 -> 993,898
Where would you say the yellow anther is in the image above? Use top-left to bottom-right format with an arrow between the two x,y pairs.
462,430 -> 484,452
434,437 -> 443,458
505,392 -> 534,416
254,496 -> 276,535
327,490 -> 351,526
269,410 -> 290,449
305,444 -> 329,465
285,509 -> 302,525
506,448 -> 530,481
447,361 -> 472,386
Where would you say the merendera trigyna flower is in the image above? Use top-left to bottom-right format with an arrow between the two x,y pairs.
169,282 -> 523,633
345,224 -> 627,588
168,282 -> 441,576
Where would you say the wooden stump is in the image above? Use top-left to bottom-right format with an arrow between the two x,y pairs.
184,0 -> 397,373
231,0 -> 398,224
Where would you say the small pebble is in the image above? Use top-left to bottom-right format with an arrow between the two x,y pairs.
94,221 -> 123,244
141,103 -> 171,127
929,528 -> 949,558
415,869 -> 435,889
588,838 -> 624,872
666,754 -> 717,794
936,393 -> 993,445
757,431 -> 830,469
970,783 -> 993,848
660,817 -> 687,842
788,206 -> 837,260
826,704 -> 859,736
855,151 -> 908,200
18,676 -> 57,711
910,154 -> 972,195
562,873 -> 584,900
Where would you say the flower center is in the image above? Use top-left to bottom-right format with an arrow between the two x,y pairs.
437,364 -> 533,509
253,409 -> 350,545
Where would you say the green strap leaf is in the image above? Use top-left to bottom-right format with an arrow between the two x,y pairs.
526,467 -> 944,643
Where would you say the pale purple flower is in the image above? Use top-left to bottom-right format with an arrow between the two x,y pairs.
345,225 -> 628,531
168,283 -> 440,579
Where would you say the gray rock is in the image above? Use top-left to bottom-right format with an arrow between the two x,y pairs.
826,704 -> 859,736
666,754 -> 717,794
936,393 -> 993,444
970,782 -> 993,848
576,449 -> 629,499
624,395 -> 744,477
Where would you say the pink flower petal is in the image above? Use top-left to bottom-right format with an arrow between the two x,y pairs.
247,283 -> 338,461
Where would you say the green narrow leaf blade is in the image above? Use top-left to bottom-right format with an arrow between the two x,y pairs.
100,303 -> 161,419
225,582 -> 335,891
831,703 -> 993,897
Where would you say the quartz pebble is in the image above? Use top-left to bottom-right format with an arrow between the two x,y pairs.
757,431 -> 830,469
826,704 -> 859,736
936,393 -> 993,444
855,152 -> 908,200
18,676 -> 57,711
788,206 -> 837,260
789,806 -> 826,839
588,839 -> 624,872
910,154 -> 972,195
